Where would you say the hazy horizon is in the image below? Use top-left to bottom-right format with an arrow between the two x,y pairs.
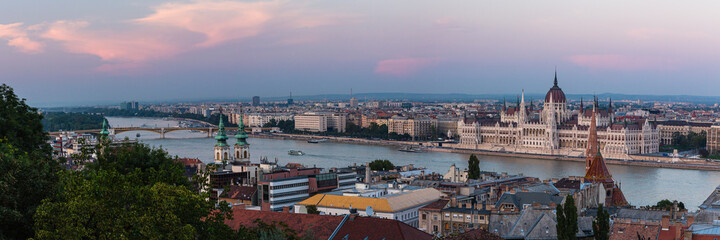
3,0 -> 720,106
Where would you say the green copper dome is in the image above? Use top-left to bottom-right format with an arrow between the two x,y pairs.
99,118 -> 110,138
235,115 -> 249,145
215,116 -> 228,146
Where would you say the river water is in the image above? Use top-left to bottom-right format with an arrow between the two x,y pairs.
107,117 -> 720,210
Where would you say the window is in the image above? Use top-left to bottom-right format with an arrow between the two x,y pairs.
434,215 -> 438,220
433,226 -> 438,232
445,213 -> 450,218
422,214 -> 426,220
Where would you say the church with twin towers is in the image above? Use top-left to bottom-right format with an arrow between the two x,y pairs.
457,72 -> 660,159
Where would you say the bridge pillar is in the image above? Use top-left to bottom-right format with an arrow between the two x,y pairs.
208,128 -> 213,138
160,128 -> 165,139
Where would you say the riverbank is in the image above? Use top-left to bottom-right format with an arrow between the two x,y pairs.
251,133 -> 720,171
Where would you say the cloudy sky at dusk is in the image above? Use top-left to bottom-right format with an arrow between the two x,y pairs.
2,0 -> 720,106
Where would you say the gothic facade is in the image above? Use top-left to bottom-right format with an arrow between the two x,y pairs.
458,73 -> 660,159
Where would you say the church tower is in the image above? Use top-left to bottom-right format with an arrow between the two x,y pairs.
214,115 -> 232,164
585,98 -> 599,171
234,114 -> 250,163
99,118 -> 110,140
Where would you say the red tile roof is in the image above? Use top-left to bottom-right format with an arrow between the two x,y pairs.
419,199 -> 449,211
610,222 -> 660,240
225,209 -> 432,240
584,151 -> 613,184
333,215 -> 432,240
173,158 -> 202,166
225,209 -> 340,238
225,185 -> 257,201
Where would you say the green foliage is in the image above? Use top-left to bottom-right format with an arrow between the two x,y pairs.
41,112 -> 106,131
305,205 -> 320,215
592,204 -> 610,240
556,203 -> 566,240
0,84 -> 50,155
90,143 -> 189,187
369,159 -> 395,171
33,143 -> 235,239
263,119 -> 295,133
653,199 -> 685,211
664,131 -> 706,152
467,154 -> 480,180
0,143 -> 61,239
65,107 -> 238,127
556,195 -> 578,240
0,84 -> 60,239
295,122 -> 413,141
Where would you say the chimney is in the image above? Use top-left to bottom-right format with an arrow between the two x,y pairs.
674,222 -> 682,240
532,202 -> 541,208
349,208 -> 358,221
365,163 -> 371,184
661,215 -> 670,230
283,206 -> 290,213
683,230 -> 693,240
549,202 -> 557,208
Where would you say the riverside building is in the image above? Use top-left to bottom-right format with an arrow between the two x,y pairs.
457,72 -> 660,159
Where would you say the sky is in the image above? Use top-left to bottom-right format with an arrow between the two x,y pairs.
2,0 -> 720,107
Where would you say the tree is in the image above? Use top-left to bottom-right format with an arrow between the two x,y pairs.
0,84 -> 60,239
33,143 -> 235,239
467,154 -> 480,180
0,143 -> 61,239
263,118 -> 279,128
0,84 -> 50,155
306,205 -> 320,215
593,204 -> 610,240
556,195 -> 578,240
653,199 -> 685,211
369,159 -> 395,171
556,203 -> 566,240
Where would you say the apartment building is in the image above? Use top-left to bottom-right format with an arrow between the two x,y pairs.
294,112 -> 347,132
388,116 -> 437,139
294,113 -> 328,132
242,113 -> 294,127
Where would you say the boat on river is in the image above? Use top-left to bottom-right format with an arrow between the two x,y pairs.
307,139 -> 328,143
398,146 -> 421,152
288,150 -> 305,156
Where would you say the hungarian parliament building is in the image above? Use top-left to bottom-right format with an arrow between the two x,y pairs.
457,73 -> 660,159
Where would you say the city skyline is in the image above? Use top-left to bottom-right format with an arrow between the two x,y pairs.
3,0 -> 720,106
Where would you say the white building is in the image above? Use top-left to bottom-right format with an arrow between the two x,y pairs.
294,113 -> 328,132
457,73 -> 660,159
294,112 -> 346,132
241,113 -> 294,127
294,183 -> 444,228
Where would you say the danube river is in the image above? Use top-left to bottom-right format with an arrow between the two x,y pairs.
107,117 -> 720,210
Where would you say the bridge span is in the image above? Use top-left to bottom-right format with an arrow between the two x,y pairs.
48,127 -> 270,139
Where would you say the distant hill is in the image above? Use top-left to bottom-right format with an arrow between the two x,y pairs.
39,92 -> 720,109
250,92 -> 720,104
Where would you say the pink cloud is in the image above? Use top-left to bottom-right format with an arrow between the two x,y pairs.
0,23 -> 44,53
40,20 -> 182,71
134,1 -> 276,47
374,58 -> 443,77
19,0 -> 348,71
567,54 -> 675,71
